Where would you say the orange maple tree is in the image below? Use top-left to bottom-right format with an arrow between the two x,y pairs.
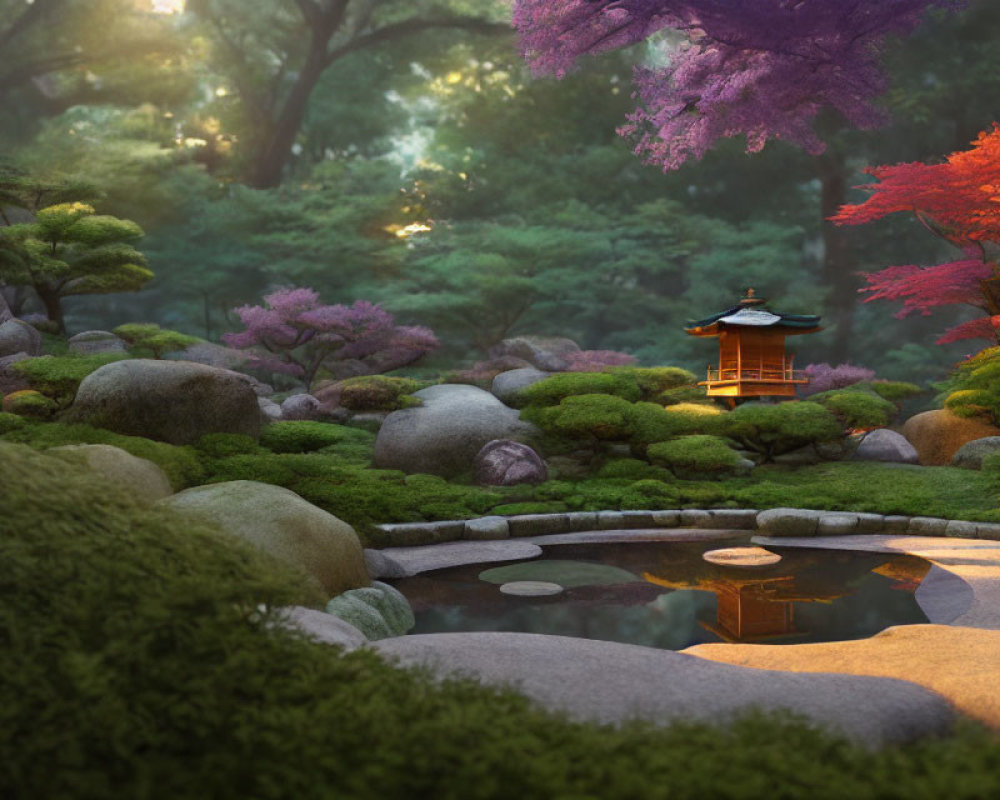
833,125 -> 1000,344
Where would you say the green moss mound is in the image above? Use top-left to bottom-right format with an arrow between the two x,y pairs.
811,389 -> 898,430
515,371 -> 642,406
524,394 -> 635,441
336,375 -> 427,411
648,435 -> 742,477
0,420 -> 204,489
11,352 -> 129,407
260,420 -> 374,455
113,322 -> 201,358
612,366 -> 698,399
2,389 -> 58,419
721,402 -> 842,461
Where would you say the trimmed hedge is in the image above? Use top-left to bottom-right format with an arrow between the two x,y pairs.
648,435 -> 743,477
336,375 -> 427,411
810,389 -> 898,430
11,352 -> 129,407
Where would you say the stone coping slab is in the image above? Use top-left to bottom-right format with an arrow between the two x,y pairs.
372,631 -> 953,747
684,624 -> 1000,729
365,540 -> 542,579
752,534 -> 1000,630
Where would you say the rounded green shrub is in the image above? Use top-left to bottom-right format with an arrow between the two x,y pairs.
945,389 -> 997,419
626,401 -> 722,448
2,389 -> 58,419
812,390 -> 897,430
515,371 -> 642,407
524,394 -> 635,441
647,435 -> 742,477
260,420 -> 361,453
336,375 -> 427,411
11,352 -> 128,408
113,322 -> 201,358
611,366 -> 698,400
0,411 -> 27,433
721,401 -> 842,460
866,380 -> 923,404
196,433 -> 262,458
619,478 -> 679,509
596,458 -> 674,482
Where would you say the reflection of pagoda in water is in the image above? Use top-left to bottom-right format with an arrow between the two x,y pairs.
642,552 -> 931,644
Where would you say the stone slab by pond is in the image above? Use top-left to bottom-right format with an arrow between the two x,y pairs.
524,528 -> 744,546
703,546 -> 781,567
372,632 -> 953,747
276,606 -> 367,651
684,624 -> 1000,730
364,540 -> 543,579
752,534 -> 1000,630
499,581 -> 564,597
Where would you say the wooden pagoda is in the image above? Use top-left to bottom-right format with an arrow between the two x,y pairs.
684,289 -> 821,403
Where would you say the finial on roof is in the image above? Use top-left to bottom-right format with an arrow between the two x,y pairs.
739,288 -> 766,306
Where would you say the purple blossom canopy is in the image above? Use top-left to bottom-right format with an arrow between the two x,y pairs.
513,0 -> 966,169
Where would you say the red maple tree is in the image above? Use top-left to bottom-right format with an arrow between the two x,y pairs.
833,125 -> 1000,344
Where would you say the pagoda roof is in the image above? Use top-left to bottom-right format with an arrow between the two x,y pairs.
685,302 -> 821,336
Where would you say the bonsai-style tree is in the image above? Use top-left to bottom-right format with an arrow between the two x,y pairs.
222,287 -> 438,389
0,202 -> 151,334
832,125 -> 1000,344
513,0 -> 963,169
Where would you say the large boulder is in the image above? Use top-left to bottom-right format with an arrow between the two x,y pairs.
67,330 -> 128,356
324,581 -> 415,640
852,429 -> 919,464
902,409 -> 1000,466
67,359 -> 261,445
491,367 -> 550,405
48,444 -> 173,505
158,480 -> 370,597
280,393 -> 331,421
489,336 -> 582,372
373,384 -> 538,477
474,439 -> 548,486
0,319 -> 42,358
953,436 -> 1000,469
0,352 -> 31,395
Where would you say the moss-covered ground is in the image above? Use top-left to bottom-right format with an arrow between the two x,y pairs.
5,440 -> 1000,799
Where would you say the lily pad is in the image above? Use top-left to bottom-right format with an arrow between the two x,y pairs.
479,559 -> 641,588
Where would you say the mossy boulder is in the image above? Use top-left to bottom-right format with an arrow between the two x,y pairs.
324,582 -> 415,640
2,389 -> 57,418
158,480 -> 370,597
66,359 -> 261,445
48,443 -> 174,505
952,436 -> 1000,470
335,375 -> 426,412
902,409 -> 1000,466
11,352 -> 130,408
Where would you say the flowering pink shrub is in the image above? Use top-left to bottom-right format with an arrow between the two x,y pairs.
222,287 -> 438,388
800,363 -> 876,396
564,350 -> 638,372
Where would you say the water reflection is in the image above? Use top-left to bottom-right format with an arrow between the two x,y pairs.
393,538 -> 931,650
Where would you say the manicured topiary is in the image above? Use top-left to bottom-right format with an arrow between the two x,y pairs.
0,420 -> 204,489
626,401 -> 722,448
811,389 -> 898,430
11,352 -> 128,407
612,366 -> 698,400
865,380 -> 923,404
113,323 -> 201,359
514,371 -> 642,407
648,435 -> 743,477
523,394 -> 635,441
2,389 -> 57,419
619,478 -> 679,509
721,402 -> 842,461
336,375 -> 427,411
260,420 -> 366,453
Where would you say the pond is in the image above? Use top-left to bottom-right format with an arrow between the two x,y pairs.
390,536 -> 932,650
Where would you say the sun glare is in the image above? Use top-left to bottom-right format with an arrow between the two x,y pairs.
151,0 -> 185,14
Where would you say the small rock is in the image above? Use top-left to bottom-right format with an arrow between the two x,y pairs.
953,436 -> 1000,470
703,547 -> 781,567
489,336 -> 582,372
0,319 -> 42,358
499,581 -> 564,597
465,515 -> 511,541
67,330 -> 128,355
853,429 -> 919,464
475,439 -> 548,486
280,393 -> 326,421
756,508 -> 820,537
491,367 -> 551,406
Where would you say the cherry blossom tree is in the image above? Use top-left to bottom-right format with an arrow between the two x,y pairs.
222,287 -> 438,388
833,125 -> 1000,344
513,0 -> 965,169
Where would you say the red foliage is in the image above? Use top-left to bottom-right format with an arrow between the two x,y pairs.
833,125 -> 1000,345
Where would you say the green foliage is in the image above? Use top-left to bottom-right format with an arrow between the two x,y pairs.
945,390 -> 996,419
515,371 -> 642,407
113,322 -> 200,358
336,375 -> 427,411
648,435 -> 742,477
2,389 -> 57,419
489,501 -> 571,515
619,479 -> 680,509
596,458 -> 674,482
627,402 -> 724,448
0,420 -> 204,489
523,394 -> 634,441
260,421 -> 371,454
195,433 -> 263,459
613,366 -> 698,400
866,380 -> 923,404
721,402 -> 842,461
0,411 -> 27,433
11,352 -> 128,407
811,389 -> 898,430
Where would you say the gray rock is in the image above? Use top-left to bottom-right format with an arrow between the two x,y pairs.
67,330 -> 127,355
945,520 -> 979,538
0,352 -> 31,395
756,508 -> 820,536
597,511 -> 627,530
817,513 -> 859,536
953,436 -> 1000,470
499,581 -> 563,597
489,336 -> 582,372
679,510 -> 711,528
364,548 -> 410,579
67,359 -> 261,445
883,515 -> 911,533
0,319 -> 42,358
280,393 -> 326,421
474,439 -> 548,486
376,520 -> 466,547
705,509 -> 759,530
908,517 -> 949,536
976,522 -> 1000,540
258,396 -> 283,421
508,513 -> 571,537
325,582 -> 414,640
651,510 -> 681,527
734,458 -> 755,477
566,511 -> 600,530
855,513 -> 885,534
364,540 -> 543,577
373,632 -> 954,747
853,429 -> 919,464
48,444 -> 173,504
158,480 -> 369,596
374,384 -> 538,478
491,367 -> 551,406
465,515 -> 510,541
277,606 -> 367,651
914,566 -> 976,624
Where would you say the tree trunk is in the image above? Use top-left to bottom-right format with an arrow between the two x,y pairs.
34,283 -> 65,335
815,151 -> 858,364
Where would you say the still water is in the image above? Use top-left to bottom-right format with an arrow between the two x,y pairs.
391,537 -> 931,650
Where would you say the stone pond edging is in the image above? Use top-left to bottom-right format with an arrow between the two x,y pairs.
372,507 -> 1000,548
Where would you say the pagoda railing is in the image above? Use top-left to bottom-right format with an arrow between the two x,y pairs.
705,358 -> 806,384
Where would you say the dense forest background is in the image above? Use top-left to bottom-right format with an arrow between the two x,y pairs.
2,0 -> 999,385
